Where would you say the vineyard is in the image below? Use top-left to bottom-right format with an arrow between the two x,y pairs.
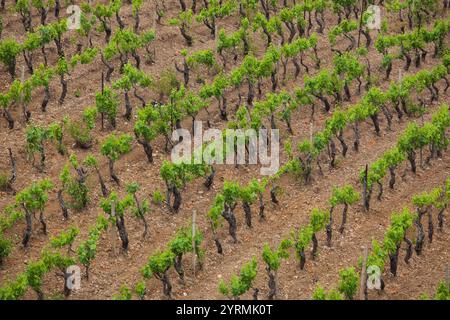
0,0 -> 449,301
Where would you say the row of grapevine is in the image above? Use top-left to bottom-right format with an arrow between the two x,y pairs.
314,178 -> 450,300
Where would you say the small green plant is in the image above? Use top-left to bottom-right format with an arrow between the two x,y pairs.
153,69 -> 180,102
100,133 -> 133,185
100,191 -> 133,251
16,179 -> 54,247
0,38 -> 22,79
96,87 -> 119,129
312,284 -> 344,300
0,234 -> 12,266
126,182 -> 150,238
66,107 -> 97,149
337,267 -> 359,300
76,216 -> 109,279
169,10 -> 194,46
59,155 -> 90,213
434,280 -> 450,300
25,124 -> 49,171
50,226 -> 79,253
0,172 -> 9,191
262,239 -> 291,300
219,257 -> 258,300
152,189 -> 165,205
141,250 -> 175,298
48,121 -> 67,155
168,226 -> 204,281
83,154 -> 108,197
67,121 -> 92,149
113,285 -> 132,300
135,281 -> 147,300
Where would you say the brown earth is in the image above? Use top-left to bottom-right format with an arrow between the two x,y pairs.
0,1 -> 449,300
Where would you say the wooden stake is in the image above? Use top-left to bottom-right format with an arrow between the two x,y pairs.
359,246 -> 368,300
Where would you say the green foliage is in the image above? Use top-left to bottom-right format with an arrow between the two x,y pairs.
50,226 -> 79,249
59,156 -> 89,210
160,161 -> 209,189
367,208 -> 416,273
135,281 -> 146,300
169,9 -> 194,45
0,205 -> 24,233
293,226 -> 313,255
186,49 -> 218,70
47,121 -> 66,155
363,105 -> 450,189
0,234 -> 12,265
83,154 -> 99,169
312,284 -> 344,300
338,267 -> 359,300
383,208 -> 415,255
330,185 -> 360,207
96,88 -> 119,128
262,239 -> 291,272
25,124 -> 49,164
113,285 -> 132,300
0,227 -> 81,300
55,57 -> 68,76
0,274 -> 28,300
304,69 -> 343,110
70,47 -> 99,68
126,182 -> 150,222
101,133 -> 133,162
434,280 -> 450,300
152,189 -> 165,205
67,119 -> 93,148
197,0 -> 237,29
309,208 -> 329,233
375,19 -> 449,66
240,182 -> 258,205
169,226 -> 204,262
222,180 -> 241,207
333,52 -> 365,84
412,188 -> 442,209
25,260 -> 50,295
16,179 -> 53,214
0,38 -> 22,77
219,257 -> 258,299
0,172 -> 9,191
113,62 -> 152,92
329,19 -> 357,46
153,69 -> 180,99
100,192 -> 133,221
141,250 -> 175,279
77,216 -> 109,272
83,107 -> 98,131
